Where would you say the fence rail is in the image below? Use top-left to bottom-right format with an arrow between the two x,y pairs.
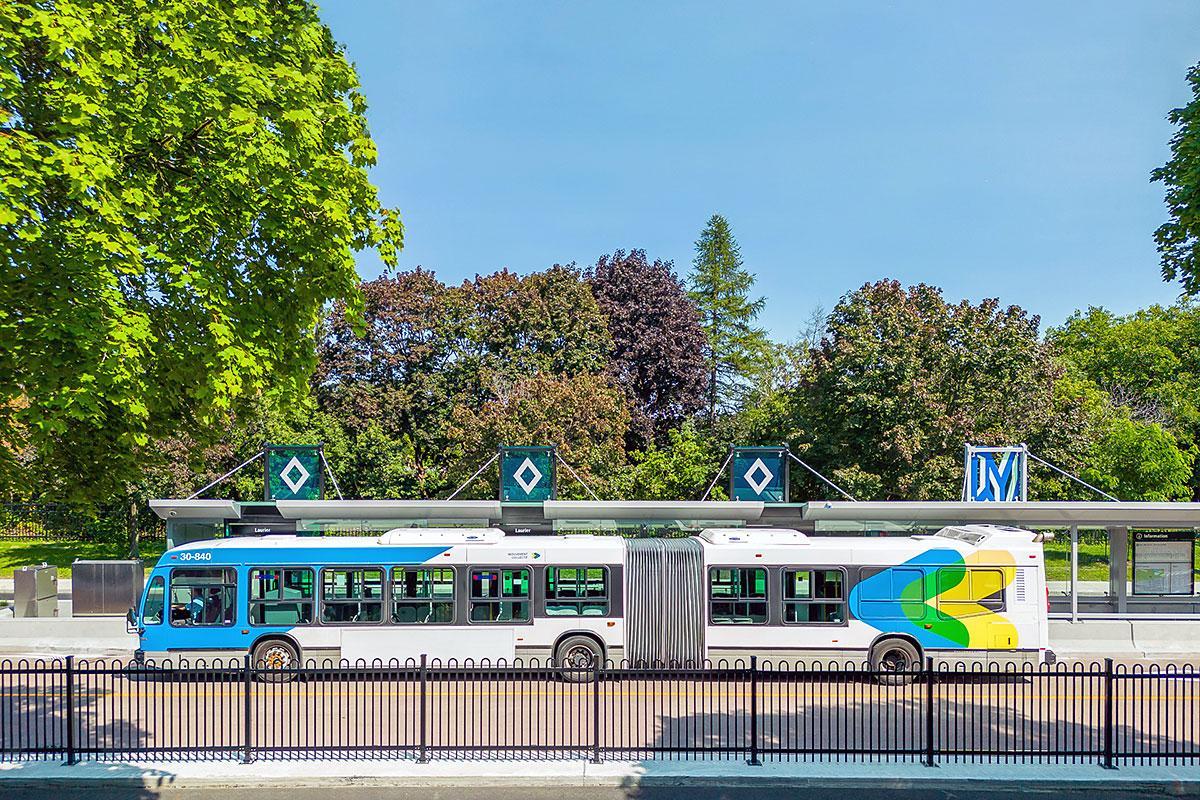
0,503 -> 165,542
1,657 -> 1197,766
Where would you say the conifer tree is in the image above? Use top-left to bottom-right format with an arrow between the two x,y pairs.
687,214 -> 769,418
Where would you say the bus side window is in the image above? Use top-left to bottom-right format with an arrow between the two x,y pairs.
782,568 -> 845,624
972,569 -> 1006,612
709,567 -> 767,624
470,568 -> 530,623
143,576 -> 165,626
250,567 -> 315,626
935,568 -> 1006,618
392,567 -> 455,624
320,568 -> 384,624
545,567 -> 609,616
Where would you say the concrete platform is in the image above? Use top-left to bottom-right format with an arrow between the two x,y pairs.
0,615 -> 136,656
1049,619 -> 1138,655
1049,619 -> 1200,660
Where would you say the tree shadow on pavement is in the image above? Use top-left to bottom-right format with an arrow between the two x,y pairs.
613,661 -> 1200,797
1,655 -> 182,799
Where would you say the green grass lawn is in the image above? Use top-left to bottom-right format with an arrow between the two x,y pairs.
0,538 -> 166,578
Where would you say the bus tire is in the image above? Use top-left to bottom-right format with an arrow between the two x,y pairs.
252,638 -> 299,683
554,635 -> 602,683
869,638 -> 920,685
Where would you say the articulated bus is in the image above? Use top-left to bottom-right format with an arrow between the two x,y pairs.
129,524 -> 1054,673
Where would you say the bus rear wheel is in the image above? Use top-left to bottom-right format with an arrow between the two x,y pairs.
252,638 -> 299,683
555,635 -> 602,683
869,638 -> 920,685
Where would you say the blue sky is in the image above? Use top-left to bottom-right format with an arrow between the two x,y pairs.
321,1 -> 1200,340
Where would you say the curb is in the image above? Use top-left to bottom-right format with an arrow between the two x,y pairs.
2,778 -> 1198,793
3,765 -> 1200,792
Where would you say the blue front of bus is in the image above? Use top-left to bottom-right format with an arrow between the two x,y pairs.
129,542 -> 451,663
130,548 -> 254,662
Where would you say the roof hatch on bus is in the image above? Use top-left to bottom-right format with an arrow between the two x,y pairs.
935,524 -> 1047,544
699,528 -> 809,545
377,527 -> 505,545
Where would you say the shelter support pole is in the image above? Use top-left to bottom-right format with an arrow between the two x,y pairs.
1070,525 -> 1079,623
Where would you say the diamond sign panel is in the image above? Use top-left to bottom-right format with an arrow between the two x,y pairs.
730,447 -> 788,502
500,446 -> 556,501
265,445 -> 323,501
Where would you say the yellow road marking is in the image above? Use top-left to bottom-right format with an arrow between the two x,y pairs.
1,688 -> 1195,701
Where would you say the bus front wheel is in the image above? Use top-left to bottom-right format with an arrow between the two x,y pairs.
252,638 -> 299,683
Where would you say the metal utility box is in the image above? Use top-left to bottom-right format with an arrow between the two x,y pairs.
71,559 -> 144,616
13,564 -> 58,618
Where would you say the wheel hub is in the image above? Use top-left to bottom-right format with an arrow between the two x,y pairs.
262,646 -> 292,669
566,646 -> 594,669
880,649 -> 909,671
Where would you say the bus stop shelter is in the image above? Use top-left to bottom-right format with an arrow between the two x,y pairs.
804,501 -> 1200,618
150,498 -> 1200,620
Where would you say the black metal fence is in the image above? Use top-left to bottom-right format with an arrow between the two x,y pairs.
0,503 -> 165,542
1,657 -> 1197,766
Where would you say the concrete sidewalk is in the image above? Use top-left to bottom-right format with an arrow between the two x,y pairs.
0,576 -> 73,596
2,757 -> 1200,791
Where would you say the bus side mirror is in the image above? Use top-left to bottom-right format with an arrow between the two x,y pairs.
125,607 -> 138,634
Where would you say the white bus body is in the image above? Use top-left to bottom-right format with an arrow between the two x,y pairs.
133,524 -> 1051,669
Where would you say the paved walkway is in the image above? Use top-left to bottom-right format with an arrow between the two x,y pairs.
2,758 -> 1199,790
0,577 -> 73,593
